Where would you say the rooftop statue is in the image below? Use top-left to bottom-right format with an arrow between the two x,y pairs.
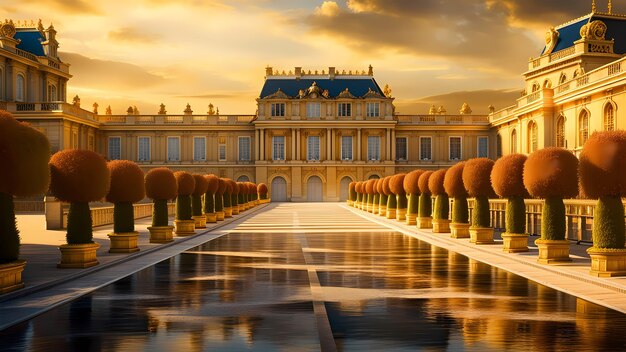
460,103 -> 472,115
158,103 -> 166,115
429,105 -> 437,115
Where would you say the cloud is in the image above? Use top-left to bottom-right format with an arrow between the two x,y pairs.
22,0 -> 100,14
316,1 -> 341,17
108,27 -> 159,44
395,89 -> 520,115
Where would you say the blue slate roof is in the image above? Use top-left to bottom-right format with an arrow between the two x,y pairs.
543,14 -> 626,55
14,30 -> 45,57
260,78 -> 384,99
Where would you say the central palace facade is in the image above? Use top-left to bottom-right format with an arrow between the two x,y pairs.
3,9 -> 626,201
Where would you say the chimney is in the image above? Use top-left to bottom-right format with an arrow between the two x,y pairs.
329,67 -> 336,80
295,67 -> 302,78
265,66 -> 273,77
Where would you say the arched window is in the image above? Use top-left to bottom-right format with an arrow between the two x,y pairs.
527,121 -> 538,153
16,74 -> 25,102
496,134 -> 502,158
604,103 -> 615,131
573,69 -> 580,79
543,79 -> 552,89
48,84 -> 57,102
531,82 -> 540,92
559,73 -> 567,84
556,115 -> 565,148
579,110 -> 589,146
510,129 -> 517,154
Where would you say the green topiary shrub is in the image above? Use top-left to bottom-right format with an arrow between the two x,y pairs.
106,160 -> 145,233
192,174 -> 208,217
216,178 -> 227,211
230,180 -> 239,208
524,147 -> 578,240
580,131 -> 626,249
237,182 -> 246,207
222,178 -> 233,208
429,169 -> 448,220
491,154 -> 528,234
365,179 -> 375,209
203,174 -> 219,214
349,182 -> 357,202
377,177 -> 387,210
404,170 -> 424,217
0,111 -> 51,264
258,183 -> 268,200
418,171 -> 433,218
390,174 -> 407,210
145,168 -> 177,227
462,158 -> 495,228
383,176 -> 397,210
50,150 -> 110,244
174,171 -> 195,221
444,162 -> 469,224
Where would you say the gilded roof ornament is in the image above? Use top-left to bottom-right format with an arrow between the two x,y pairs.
580,20 -> 607,40
158,103 -> 167,115
437,105 -> 446,114
105,105 -> 112,115
184,103 -> 193,114
208,103 -> 215,115
488,105 -> 495,114
93,102 -> 99,115
383,84 -> 392,98
460,103 -> 472,115
264,88 -> 291,99
592,0 -> 597,13
72,95 -> 81,107
0,20 -> 16,38
544,27 -> 559,55
362,87 -> 384,99
428,105 -> 437,115
337,88 -> 356,99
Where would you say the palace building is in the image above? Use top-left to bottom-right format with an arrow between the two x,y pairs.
2,6 -> 626,202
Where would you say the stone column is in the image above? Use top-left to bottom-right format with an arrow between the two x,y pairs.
357,128 -> 362,161
260,129 -> 265,161
326,128 -> 331,161
291,128 -> 296,161
255,129 -> 260,161
391,129 -> 396,161
296,129 -> 301,161
385,129 -> 391,161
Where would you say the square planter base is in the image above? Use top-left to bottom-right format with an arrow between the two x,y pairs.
406,213 -> 417,226
432,219 -> 451,233
347,200 -> 354,207
378,206 -> 387,216
148,226 -> 174,243
501,233 -> 529,253
469,227 -> 494,244
259,198 -> 270,204
372,205 -> 379,214
175,220 -> 196,236
535,239 -> 571,264
232,207 -> 240,215
396,208 -> 407,221
108,232 -> 140,253
216,211 -> 225,221
588,249 -> 626,277
450,223 -> 470,239
224,207 -> 233,218
58,243 -> 100,269
417,217 -> 433,229
205,213 -> 217,223
193,215 -> 207,229
0,260 -> 26,294
386,209 -> 397,219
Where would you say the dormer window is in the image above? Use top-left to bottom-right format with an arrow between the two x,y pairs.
306,102 -> 321,118
338,103 -> 351,117
271,103 -> 285,117
366,102 -> 380,117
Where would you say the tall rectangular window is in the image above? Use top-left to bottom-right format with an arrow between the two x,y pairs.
449,137 -> 462,160
271,103 -> 285,117
367,136 -> 381,161
306,102 -> 321,118
167,137 -> 180,162
238,136 -> 251,161
366,102 -> 380,117
307,136 -> 320,161
338,103 -> 351,117
341,136 -> 353,160
138,137 -> 151,162
273,136 -> 285,160
477,137 -> 489,158
194,137 -> 206,161
108,137 -> 121,160
420,137 -> 432,160
218,144 -> 226,161
396,137 -> 408,161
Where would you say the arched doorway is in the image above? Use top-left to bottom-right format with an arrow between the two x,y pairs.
307,176 -> 323,202
271,177 -> 287,202
237,175 -> 250,182
339,176 -> 352,202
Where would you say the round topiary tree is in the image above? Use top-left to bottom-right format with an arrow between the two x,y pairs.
348,182 -> 357,206
462,158 -> 495,244
377,177 -> 388,216
580,131 -> 626,276
417,171 -> 434,229
365,179 -> 375,213
491,154 -> 529,253
524,147 -> 578,264
145,167 -> 177,243
215,178 -> 227,220
203,174 -> 219,223
258,183 -> 268,202
173,171 -> 196,235
390,174 -> 407,221
192,174 -> 209,229
444,162 -> 470,239
50,149 -> 110,268
0,111 -> 50,291
105,160 -> 145,253
429,169 -> 450,233
403,170 -> 424,226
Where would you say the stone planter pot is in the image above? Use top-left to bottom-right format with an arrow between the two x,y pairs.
347,200 -> 354,207
469,227 -> 494,244
372,204 -> 379,214
396,208 -> 407,221
501,233 -> 529,253
193,215 -> 207,229
224,207 -> 233,218
58,243 -> 100,269
259,198 -> 270,204
450,223 -> 470,238
148,226 -> 174,243
406,213 -> 417,226
386,208 -> 397,219
0,260 -> 26,294
432,219 -> 451,233
232,206 -> 240,215
175,220 -> 196,236
205,212 -> 217,224
587,248 -> 626,277
216,211 -> 225,221
379,206 -> 387,216
108,231 -> 140,253
535,239 -> 571,264
417,217 -> 433,230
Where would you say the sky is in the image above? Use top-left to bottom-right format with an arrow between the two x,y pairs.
1,0 -> 618,115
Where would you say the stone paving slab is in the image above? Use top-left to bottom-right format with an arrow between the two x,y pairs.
343,204 -> 626,314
